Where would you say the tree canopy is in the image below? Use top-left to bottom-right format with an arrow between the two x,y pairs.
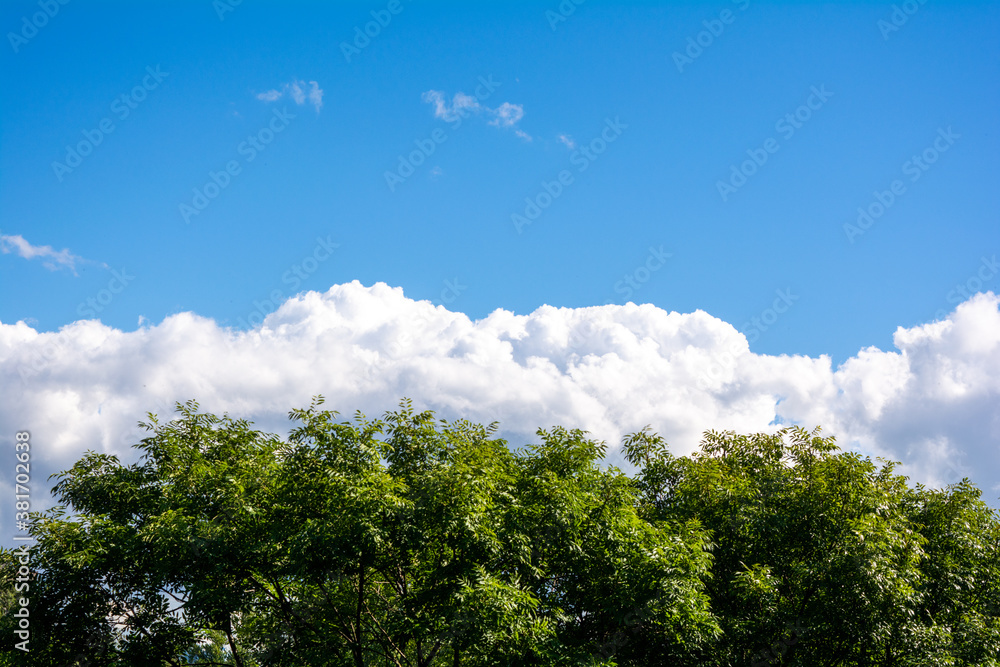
3,399 -> 998,666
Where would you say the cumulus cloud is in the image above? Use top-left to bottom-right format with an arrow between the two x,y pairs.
257,79 -> 323,112
0,233 -> 95,275
3,284 -> 999,525
422,90 -> 530,139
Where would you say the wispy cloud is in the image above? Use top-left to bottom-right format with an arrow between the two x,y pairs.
422,90 -> 530,139
308,84 -> 323,112
289,81 -> 306,106
0,233 -> 94,275
257,79 -> 323,113
489,102 -> 524,128
422,90 -> 449,119
557,134 -> 576,149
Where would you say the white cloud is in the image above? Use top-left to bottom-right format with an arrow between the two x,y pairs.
307,82 -> 323,112
257,79 -> 323,112
289,81 -> 305,105
421,90 -> 451,119
423,90 -> 481,123
488,102 -> 524,128
451,92 -> 479,117
2,284 -> 998,521
422,90 -> 530,138
557,134 -> 576,149
0,233 -> 94,275
255,90 -> 282,102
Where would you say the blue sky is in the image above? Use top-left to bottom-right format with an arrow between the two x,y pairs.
2,0 -> 996,362
2,1 -> 1000,523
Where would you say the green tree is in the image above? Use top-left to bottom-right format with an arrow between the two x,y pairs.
1,399 -> 717,666
624,425 -> 1000,666
4,404 -> 997,665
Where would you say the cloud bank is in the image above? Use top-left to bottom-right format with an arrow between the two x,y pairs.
3,283 -> 998,522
